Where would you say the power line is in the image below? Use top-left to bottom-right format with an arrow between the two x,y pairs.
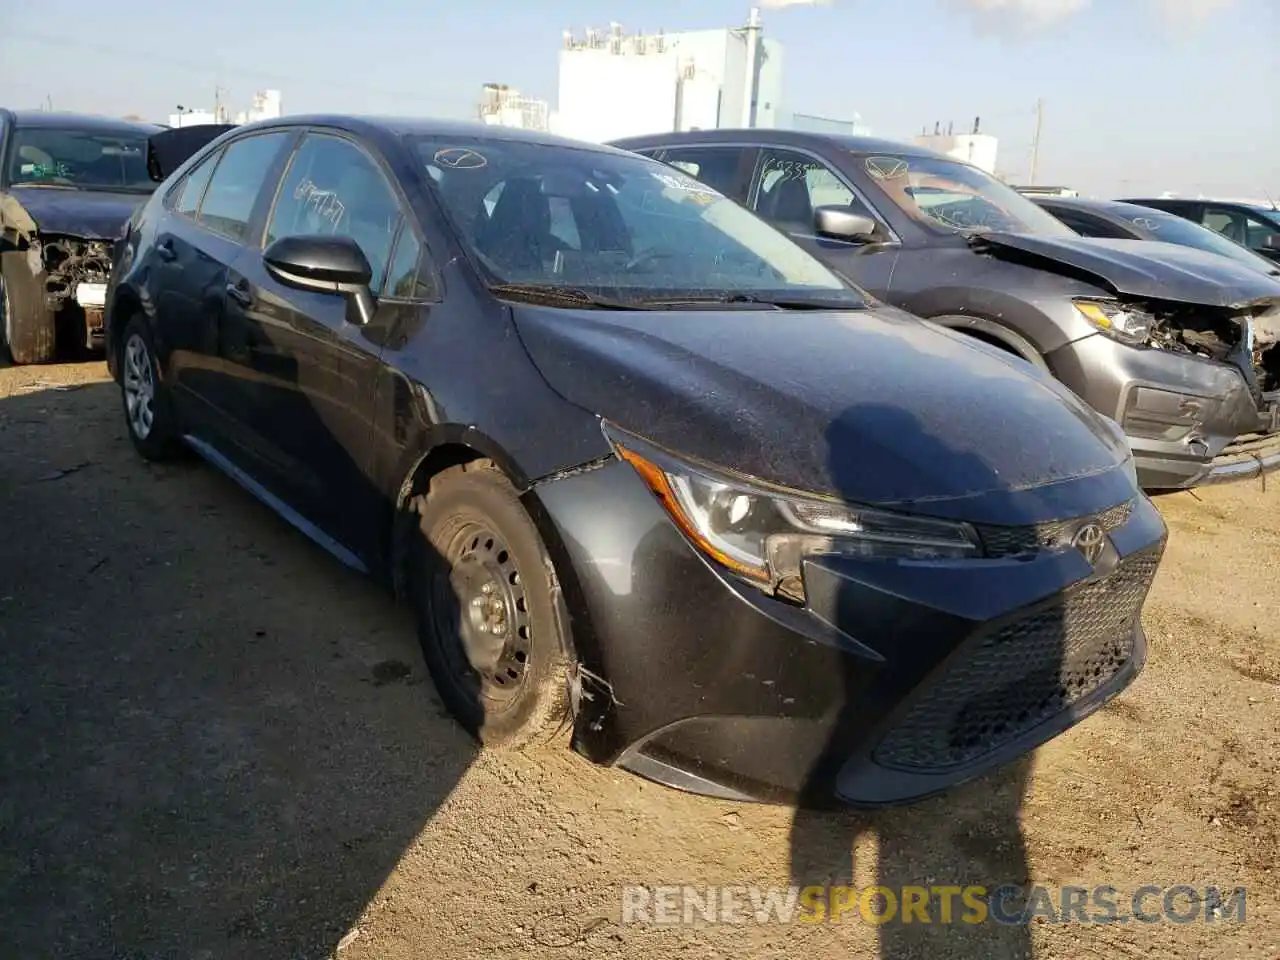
3,29 -> 476,111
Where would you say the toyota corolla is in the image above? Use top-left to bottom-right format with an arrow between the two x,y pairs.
104,116 -> 1166,805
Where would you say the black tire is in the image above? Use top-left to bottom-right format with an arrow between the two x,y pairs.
0,254 -> 56,365
118,315 -> 184,461
408,460 -> 573,748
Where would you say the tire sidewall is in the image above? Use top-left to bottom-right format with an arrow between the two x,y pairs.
411,467 -> 571,747
119,317 -> 180,459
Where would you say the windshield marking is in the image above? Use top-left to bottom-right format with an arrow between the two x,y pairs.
865,157 -> 910,180
433,147 -> 488,170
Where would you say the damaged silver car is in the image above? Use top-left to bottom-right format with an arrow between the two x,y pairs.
611,130 -> 1280,489
0,110 -> 162,364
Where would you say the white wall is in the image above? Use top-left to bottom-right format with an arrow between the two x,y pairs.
754,38 -> 784,130
554,49 -> 680,142
913,133 -> 1000,174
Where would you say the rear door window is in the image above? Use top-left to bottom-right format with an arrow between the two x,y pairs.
660,146 -> 749,199
197,132 -> 292,242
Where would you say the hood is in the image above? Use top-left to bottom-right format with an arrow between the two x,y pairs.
4,186 -> 149,240
513,304 -> 1136,525
973,233 -> 1280,307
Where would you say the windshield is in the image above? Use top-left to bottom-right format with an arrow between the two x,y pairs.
6,126 -> 153,192
1127,208 -> 1279,273
859,154 -> 1077,237
410,136 -> 867,308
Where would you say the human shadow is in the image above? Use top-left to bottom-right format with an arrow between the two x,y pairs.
789,400 -> 1084,957
0,377 -> 479,959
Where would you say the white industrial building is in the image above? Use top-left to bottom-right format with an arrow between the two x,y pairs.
913,121 -> 1000,174
478,84 -> 550,132
168,89 -> 282,129
550,10 -> 784,144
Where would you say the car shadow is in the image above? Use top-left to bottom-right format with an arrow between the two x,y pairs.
788,401 -> 1072,956
0,378 -> 480,958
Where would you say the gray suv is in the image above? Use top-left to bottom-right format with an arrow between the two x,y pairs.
611,130 -> 1280,490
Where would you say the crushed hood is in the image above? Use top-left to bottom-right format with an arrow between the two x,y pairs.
973,233 -> 1280,307
2,187 -> 148,241
514,304 -> 1136,525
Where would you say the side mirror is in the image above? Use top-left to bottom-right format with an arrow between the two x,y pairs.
814,206 -> 880,243
263,235 -> 377,326
1263,234 -> 1280,251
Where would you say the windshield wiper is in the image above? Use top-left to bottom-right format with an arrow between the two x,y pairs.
488,283 -> 648,310
634,293 -> 866,310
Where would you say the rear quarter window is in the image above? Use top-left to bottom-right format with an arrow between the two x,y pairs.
196,132 -> 292,242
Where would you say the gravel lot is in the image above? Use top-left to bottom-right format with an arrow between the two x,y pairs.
1,360 -> 1277,960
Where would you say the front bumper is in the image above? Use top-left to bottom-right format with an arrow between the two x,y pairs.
529,459 -> 1166,807
1046,332 -> 1280,490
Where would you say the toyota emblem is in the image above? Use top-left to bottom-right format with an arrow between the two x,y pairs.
1071,522 -> 1107,565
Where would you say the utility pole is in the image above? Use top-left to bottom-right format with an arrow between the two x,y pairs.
740,7 -> 763,128
1029,98 -> 1045,186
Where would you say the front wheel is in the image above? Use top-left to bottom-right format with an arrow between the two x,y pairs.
408,461 -> 573,748
119,317 -> 183,460
0,258 -> 56,365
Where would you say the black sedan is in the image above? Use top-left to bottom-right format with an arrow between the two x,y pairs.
1034,196 -> 1280,278
1121,197 -> 1280,265
103,116 -> 1165,806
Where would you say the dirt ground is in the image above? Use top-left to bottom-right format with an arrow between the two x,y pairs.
1,359 -> 1277,960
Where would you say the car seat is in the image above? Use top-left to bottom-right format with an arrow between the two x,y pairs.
474,177 -> 565,276
764,174 -> 814,235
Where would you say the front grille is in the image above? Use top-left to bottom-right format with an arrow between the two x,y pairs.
975,500 -> 1134,559
873,550 -> 1160,772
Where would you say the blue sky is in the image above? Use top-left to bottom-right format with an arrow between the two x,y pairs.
1,0 -> 1275,196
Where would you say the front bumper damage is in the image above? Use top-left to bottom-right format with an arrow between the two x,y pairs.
528,458 -> 1165,807
1049,299 -> 1280,490
1,195 -> 117,351
33,235 -> 114,349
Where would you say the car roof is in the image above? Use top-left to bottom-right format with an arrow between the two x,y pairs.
3,110 -> 164,134
238,114 -> 639,157
1034,197 -> 1166,219
610,127 -> 951,161
1123,197 -> 1280,216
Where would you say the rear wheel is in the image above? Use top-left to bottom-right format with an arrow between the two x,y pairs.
0,255 -> 56,365
408,461 -> 573,748
119,316 -> 183,460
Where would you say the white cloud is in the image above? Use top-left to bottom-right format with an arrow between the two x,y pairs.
946,0 -> 1092,35
1149,0 -> 1236,26
758,0 -> 833,7
947,0 -> 1234,35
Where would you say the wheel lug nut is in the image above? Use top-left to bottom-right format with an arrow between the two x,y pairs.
477,622 -> 489,633
482,582 -> 495,595
471,597 -> 485,608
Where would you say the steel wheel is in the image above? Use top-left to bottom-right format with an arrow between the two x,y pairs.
410,460 -> 573,747
122,332 -> 156,440
432,519 -> 533,705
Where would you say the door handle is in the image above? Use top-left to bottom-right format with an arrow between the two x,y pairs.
156,238 -> 177,262
225,281 -> 253,307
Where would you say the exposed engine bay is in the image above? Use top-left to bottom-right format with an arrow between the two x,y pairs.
32,234 -> 114,309
1144,299 -> 1280,395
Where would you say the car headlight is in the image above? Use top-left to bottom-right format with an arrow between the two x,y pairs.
1074,299 -> 1153,343
605,426 -> 982,603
